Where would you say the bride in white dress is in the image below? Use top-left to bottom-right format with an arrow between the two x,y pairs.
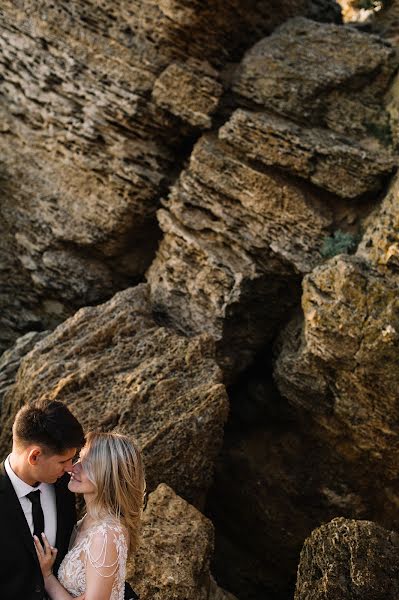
34,432 -> 146,600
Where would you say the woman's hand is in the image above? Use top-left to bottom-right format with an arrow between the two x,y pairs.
33,533 -> 58,578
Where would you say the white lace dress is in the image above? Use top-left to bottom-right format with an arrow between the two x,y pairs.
58,517 -> 128,599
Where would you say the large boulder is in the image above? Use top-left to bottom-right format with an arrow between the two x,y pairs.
295,517 -> 399,600
147,131 -> 335,375
232,17 -> 397,139
128,483 -> 238,600
275,254 -> 399,476
0,284 -> 229,505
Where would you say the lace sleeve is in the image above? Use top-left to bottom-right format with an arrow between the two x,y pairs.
84,522 -> 127,600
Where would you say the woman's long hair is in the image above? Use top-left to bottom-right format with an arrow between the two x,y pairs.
82,431 -> 146,553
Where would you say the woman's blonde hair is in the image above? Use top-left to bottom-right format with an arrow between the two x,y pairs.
82,431 -> 146,553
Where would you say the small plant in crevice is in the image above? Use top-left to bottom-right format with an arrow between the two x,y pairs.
320,230 -> 360,259
364,121 -> 393,147
354,0 -> 384,11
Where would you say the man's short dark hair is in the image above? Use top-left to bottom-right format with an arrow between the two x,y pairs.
13,399 -> 85,454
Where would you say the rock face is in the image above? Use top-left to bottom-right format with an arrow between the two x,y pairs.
274,254 -> 399,529
295,517 -> 399,600
148,17 -> 397,375
269,178 -> 399,596
358,171 -> 399,273
232,17 -> 397,142
145,20 -> 399,595
0,0 -> 339,353
220,110 -> 396,199
147,131 -> 331,374
128,483 -> 238,600
6,3 -> 399,600
0,331 -> 48,409
0,284 -> 229,505
275,254 -> 399,466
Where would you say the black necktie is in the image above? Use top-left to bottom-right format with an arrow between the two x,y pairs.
26,490 -> 45,546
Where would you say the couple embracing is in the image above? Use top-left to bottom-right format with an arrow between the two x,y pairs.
0,399 -> 145,600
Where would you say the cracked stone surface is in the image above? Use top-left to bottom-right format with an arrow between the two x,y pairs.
219,109 -> 397,198
147,131 -> 337,375
147,16 -> 398,378
275,254 -> 399,476
232,17 -> 398,137
295,517 -> 399,600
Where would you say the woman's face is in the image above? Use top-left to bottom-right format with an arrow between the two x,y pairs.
68,447 -> 96,496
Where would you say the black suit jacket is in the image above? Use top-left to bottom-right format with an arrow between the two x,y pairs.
0,462 -> 76,600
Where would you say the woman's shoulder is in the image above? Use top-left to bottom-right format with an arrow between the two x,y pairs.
87,516 -> 127,538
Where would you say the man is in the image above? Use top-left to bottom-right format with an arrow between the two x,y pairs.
0,399 -> 139,600
0,399 -> 85,600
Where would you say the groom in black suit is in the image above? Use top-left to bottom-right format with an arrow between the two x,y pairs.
0,399 -> 84,600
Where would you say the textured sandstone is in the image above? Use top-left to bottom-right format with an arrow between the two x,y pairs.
0,0 -> 340,351
128,484 -> 237,600
275,254 -> 399,473
232,18 -> 397,138
147,130 -> 337,374
219,110 -> 397,198
152,60 -> 223,129
358,170 -> 399,272
0,331 -> 48,409
147,16 -> 399,377
0,285 -> 229,505
295,517 -> 399,600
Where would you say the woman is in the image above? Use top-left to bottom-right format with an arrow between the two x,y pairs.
34,432 -> 146,600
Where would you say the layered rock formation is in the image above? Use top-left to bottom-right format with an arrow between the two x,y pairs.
295,517 -> 399,600
148,17 -> 398,375
128,483 -> 237,600
0,284 -> 229,505
0,0 -> 339,353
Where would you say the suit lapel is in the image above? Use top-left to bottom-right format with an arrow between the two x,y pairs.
55,477 -> 67,552
0,462 -> 40,566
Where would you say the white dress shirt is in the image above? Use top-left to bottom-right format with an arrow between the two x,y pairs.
5,455 -> 57,546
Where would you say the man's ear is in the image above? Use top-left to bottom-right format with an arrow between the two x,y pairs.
27,447 -> 41,466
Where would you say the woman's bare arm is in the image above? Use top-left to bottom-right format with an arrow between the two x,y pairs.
83,528 -> 121,600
